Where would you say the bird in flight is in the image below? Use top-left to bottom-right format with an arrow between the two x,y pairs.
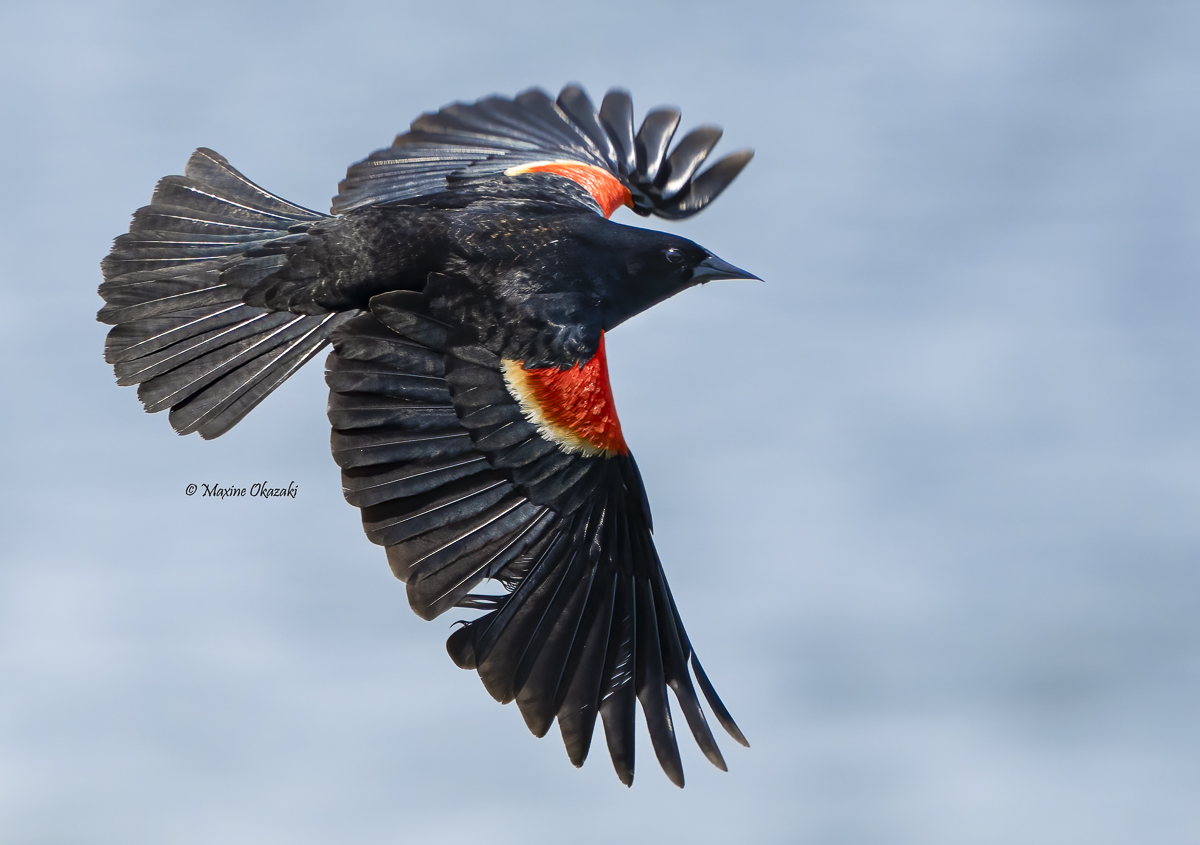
99,85 -> 756,787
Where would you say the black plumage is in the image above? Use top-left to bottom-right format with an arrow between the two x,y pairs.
99,85 -> 755,787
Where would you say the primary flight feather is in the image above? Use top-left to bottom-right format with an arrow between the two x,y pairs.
99,84 -> 756,787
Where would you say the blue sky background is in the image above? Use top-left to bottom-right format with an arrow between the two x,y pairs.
2,1 -> 1198,842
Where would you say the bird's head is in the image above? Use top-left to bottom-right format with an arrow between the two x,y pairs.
577,220 -> 758,330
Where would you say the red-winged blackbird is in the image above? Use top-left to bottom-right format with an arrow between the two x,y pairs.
99,85 -> 756,787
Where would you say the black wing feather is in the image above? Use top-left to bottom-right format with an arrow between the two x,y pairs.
556,85 -> 619,165
634,108 -> 680,184
511,495 -> 609,735
599,89 -> 637,175
555,563 -> 616,767
599,570 -> 639,786
659,126 -> 724,201
634,570 -> 685,787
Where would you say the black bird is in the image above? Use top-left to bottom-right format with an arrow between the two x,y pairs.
99,85 -> 756,787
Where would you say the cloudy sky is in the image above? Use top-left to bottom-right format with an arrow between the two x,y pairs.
2,1 -> 1198,843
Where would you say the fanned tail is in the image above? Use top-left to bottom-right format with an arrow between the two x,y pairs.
99,148 -> 352,438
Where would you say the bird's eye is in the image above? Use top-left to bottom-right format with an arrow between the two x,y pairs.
664,247 -> 685,265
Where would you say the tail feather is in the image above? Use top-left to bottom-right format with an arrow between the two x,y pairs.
105,304 -> 259,365
182,146 -> 322,218
97,279 -> 246,326
126,203 -> 294,237
113,309 -> 293,385
147,178 -> 302,229
167,312 -> 351,438
99,148 -> 348,438
135,311 -> 330,411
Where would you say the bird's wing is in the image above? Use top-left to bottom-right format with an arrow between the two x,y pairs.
325,291 -> 747,786
333,85 -> 753,221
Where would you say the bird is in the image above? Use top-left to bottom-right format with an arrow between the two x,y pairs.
98,84 -> 756,787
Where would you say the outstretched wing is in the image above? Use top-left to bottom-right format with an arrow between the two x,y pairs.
333,85 -> 754,221
325,292 -> 747,786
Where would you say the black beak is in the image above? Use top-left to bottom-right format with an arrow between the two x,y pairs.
692,252 -> 761,283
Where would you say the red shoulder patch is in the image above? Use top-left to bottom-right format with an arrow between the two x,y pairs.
505,160 -> 633,218
502,333 -> 628,457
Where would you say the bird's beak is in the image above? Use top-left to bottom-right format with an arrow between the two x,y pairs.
692,253 -> 761,283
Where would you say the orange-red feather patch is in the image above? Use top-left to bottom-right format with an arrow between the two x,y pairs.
501,333 -> 628,457
505,160 -> 632,218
